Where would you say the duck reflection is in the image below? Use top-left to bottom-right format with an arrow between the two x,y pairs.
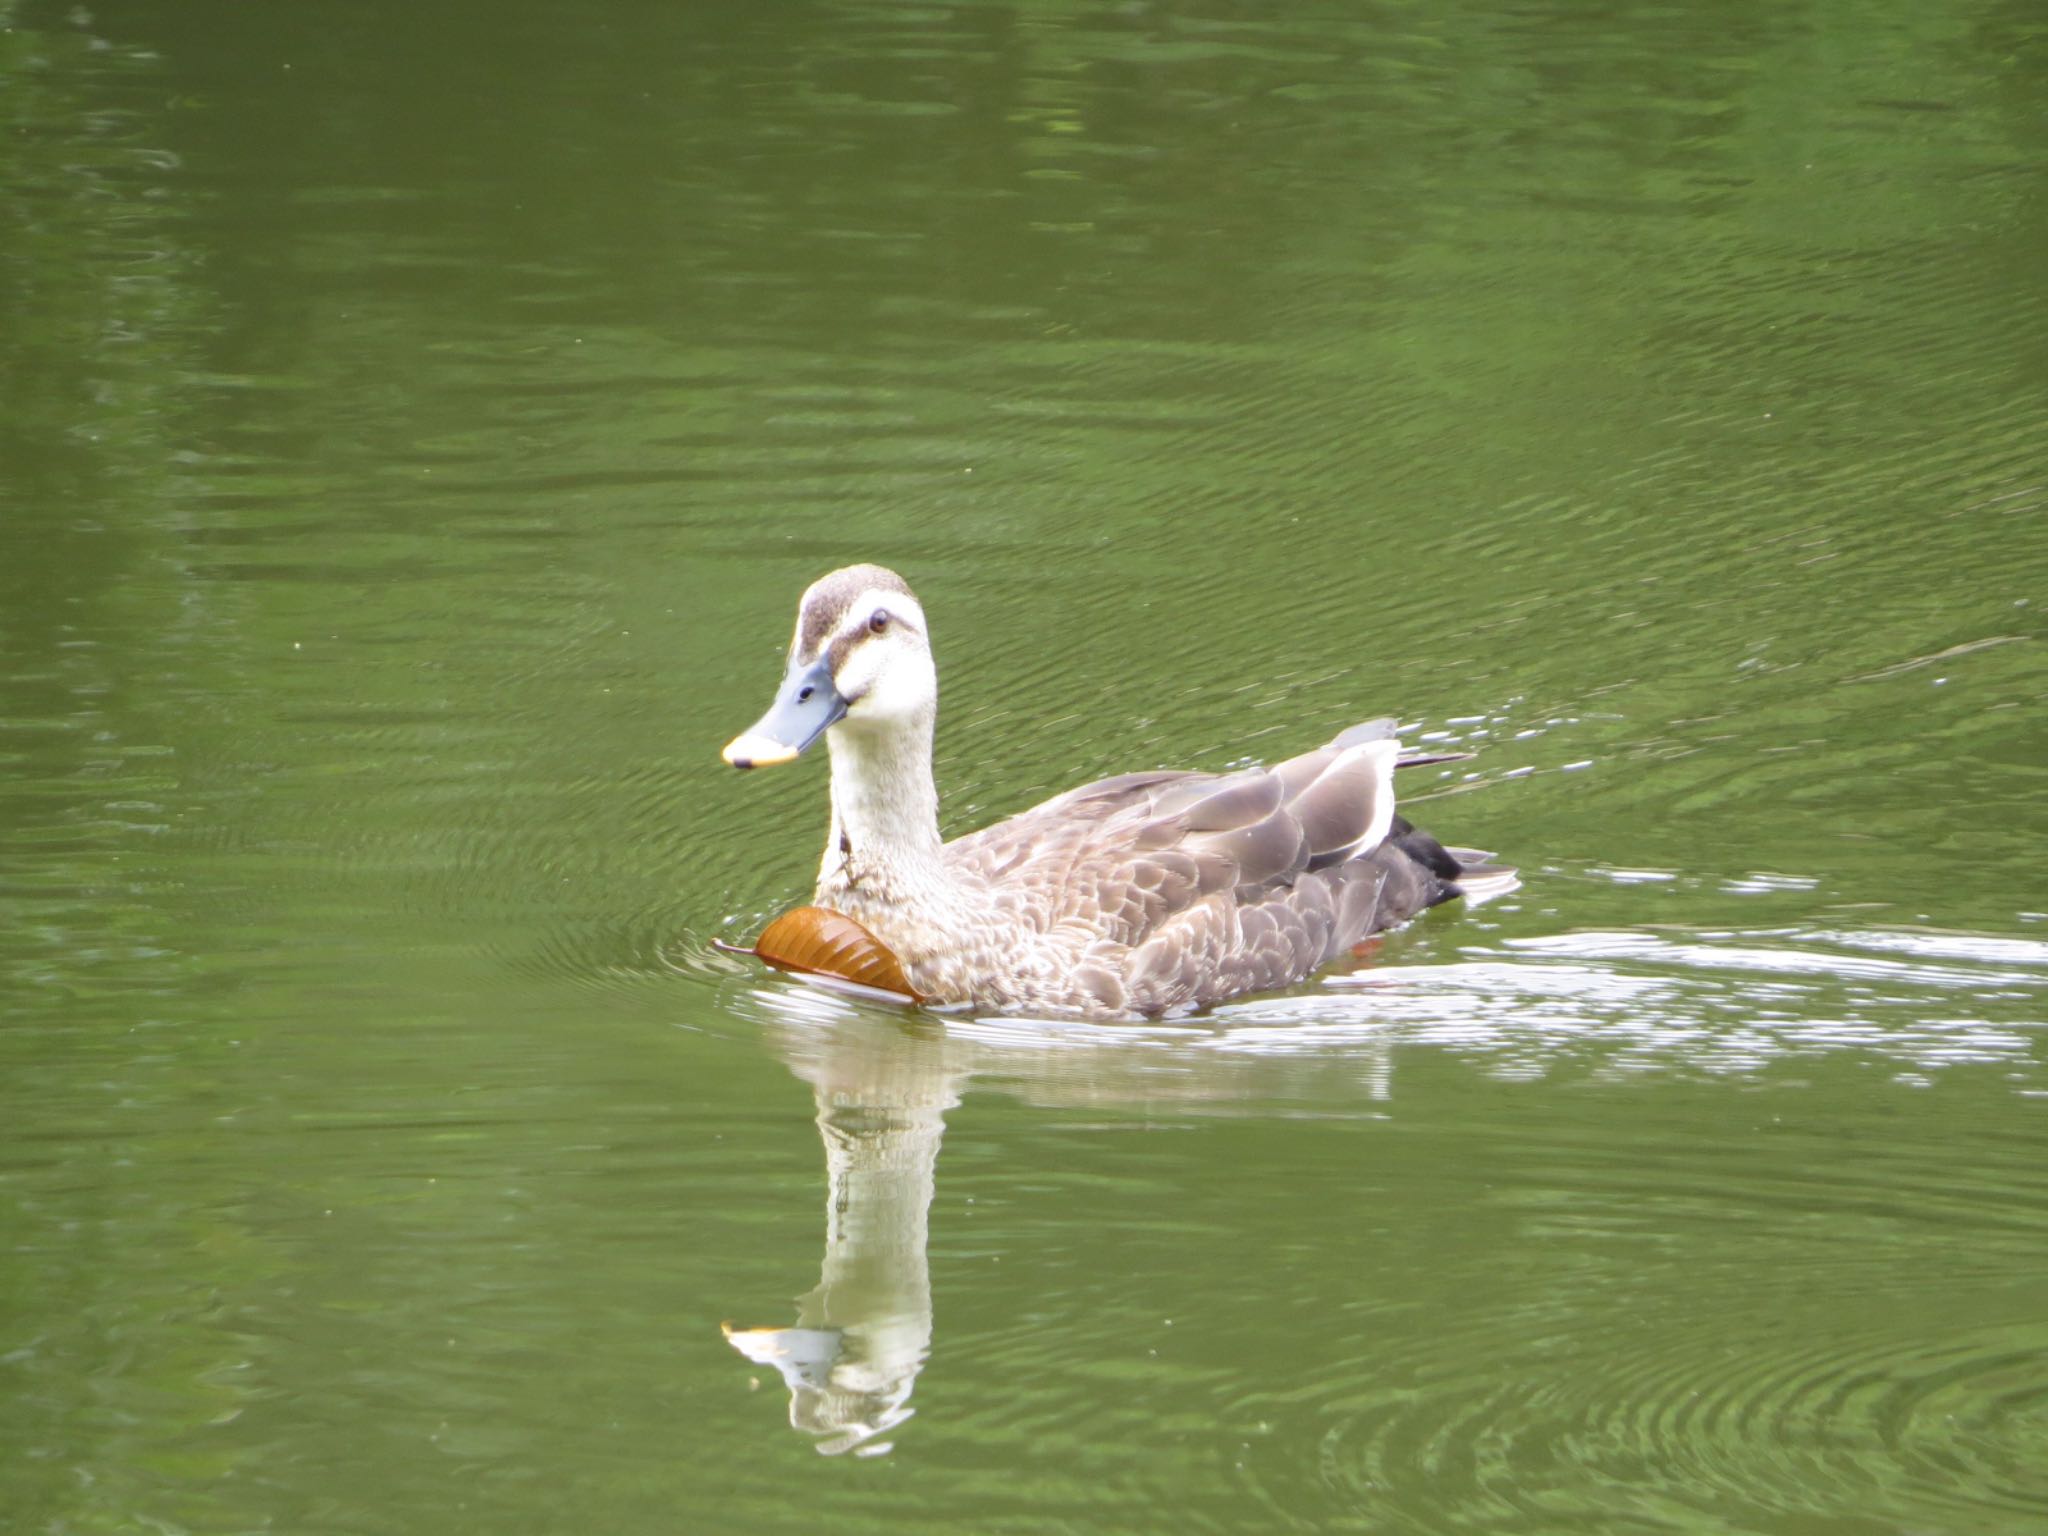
723,1005 -> 967,1457
722,981 -> 1401,1455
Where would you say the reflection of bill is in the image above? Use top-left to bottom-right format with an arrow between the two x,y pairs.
723,1009 -> 966,1457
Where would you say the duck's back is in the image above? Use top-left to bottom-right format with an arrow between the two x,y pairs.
940,720 -> 1496,1016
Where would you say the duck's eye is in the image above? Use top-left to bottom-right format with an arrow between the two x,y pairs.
868,610 -> 890,635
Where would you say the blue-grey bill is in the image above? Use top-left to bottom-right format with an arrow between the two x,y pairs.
722,657 -> 847,768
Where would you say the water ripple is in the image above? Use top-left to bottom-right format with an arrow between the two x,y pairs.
1224,1320 -> 2048,1529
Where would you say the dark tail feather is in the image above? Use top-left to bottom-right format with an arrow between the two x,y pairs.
1386,815 -> 1462,882
1388,820 -> 1519,906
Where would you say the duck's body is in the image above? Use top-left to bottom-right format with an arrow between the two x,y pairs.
724,565 -> 1510,1020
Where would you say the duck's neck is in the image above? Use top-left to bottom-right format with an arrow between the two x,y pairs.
817,710 -> 952,914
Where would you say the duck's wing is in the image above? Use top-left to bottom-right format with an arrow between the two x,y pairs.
943,723 -> 1405,946
941,769 -> 1196,887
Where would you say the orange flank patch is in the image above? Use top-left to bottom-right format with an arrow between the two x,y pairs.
740,906 -> 927,1002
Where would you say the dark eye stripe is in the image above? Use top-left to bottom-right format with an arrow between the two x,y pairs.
822,610 -> 920,675
824,626 -> 867,676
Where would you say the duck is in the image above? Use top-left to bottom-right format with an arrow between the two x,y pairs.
721,564 -> 1513,1019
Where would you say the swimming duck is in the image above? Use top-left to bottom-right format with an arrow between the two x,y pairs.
722,564 -> 1512,1019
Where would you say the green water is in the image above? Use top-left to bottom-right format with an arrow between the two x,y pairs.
4,0 -> 2046,1530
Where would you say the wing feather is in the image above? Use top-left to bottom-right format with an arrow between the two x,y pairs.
937,716 -> 1467,1012
1278,738 -> 1398,868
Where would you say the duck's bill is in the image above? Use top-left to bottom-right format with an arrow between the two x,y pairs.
722,657 -> 847,769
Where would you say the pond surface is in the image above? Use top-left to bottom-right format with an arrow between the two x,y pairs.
4,0 -> 2046,1530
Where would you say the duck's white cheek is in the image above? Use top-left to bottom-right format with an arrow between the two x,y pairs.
846,644 -> 934,721
835,648 -> 882,708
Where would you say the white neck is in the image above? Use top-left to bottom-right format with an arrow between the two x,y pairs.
817,708 -> 948,906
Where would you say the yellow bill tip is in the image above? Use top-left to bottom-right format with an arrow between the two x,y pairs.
723,732 -> 800,769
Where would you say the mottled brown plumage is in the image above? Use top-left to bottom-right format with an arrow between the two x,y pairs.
723,566 -> 1513,1019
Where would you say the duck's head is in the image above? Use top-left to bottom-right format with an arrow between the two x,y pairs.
723,564 -> 936,769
